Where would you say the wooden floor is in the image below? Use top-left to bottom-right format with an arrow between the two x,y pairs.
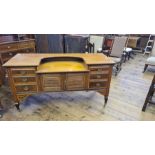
1,53 -> 155,121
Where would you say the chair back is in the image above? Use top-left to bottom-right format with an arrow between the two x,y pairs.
110,36 -> 128,57
89,35 -> 104,53
150,41 -> 155,56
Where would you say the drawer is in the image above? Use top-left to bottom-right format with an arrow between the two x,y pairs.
11,68 -> 36,76
90,74 -> 109,80
18,41 -> 35,49
89,81 -> 107,89
90,70 -> 109,75
13,76 -> 36,83
15,84 -> 37,93
90,78 -> 108,82
0,43 -> 18,52
89,65 -> 110,72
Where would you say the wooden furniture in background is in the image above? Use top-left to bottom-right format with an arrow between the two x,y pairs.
0,39 -> 36,86
127,36 -> 140,48
103,36 -> 114,51
143,41 -> 155,73
109,36 -> 128,76
3,53 -> 114,110
64,34 -> 90,53
142,74 -> 155,111
35,34 -> 90,54
35,34 -> 64,53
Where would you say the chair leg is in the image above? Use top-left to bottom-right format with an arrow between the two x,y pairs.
114,63 -> 121,76
124,54 -> 127,63
143,64 -> 148,73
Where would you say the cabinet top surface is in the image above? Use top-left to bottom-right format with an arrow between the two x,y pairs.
3,53 -> 114,67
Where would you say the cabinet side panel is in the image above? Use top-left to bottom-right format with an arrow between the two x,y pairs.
7,68 -> 18,102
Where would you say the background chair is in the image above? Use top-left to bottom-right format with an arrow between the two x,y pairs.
102,35 -> 115,56
109,36 -> 128,75
143,41 -> 155,73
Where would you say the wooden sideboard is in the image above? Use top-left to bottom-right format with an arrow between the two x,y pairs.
0,39 -> 36,86
3,53 -> 114,110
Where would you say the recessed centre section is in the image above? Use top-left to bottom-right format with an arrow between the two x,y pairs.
37,56 -> 88,73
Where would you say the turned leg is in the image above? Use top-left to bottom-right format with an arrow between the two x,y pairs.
0,113 -> 2,118
0,100 -> 2,108
142,103 -> 147,112
0,99 -> 3,118
143,64 -> 148,73
142,97 -> 149,112
15,103 -> 21,111
104,96 -> 108,107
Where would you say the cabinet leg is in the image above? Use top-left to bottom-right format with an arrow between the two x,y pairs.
143,64 -> 148,73
15,103 -> 21,111
0,99 -> 3,118
104,96 -> 108,107
142,104 -> 147,112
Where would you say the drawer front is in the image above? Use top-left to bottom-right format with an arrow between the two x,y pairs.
90,70 -> 109,75
15,85 -> 37,93
42,74 -> 63,91
88,65 -> 110,89
89,65 -> 110,72
90,74 -> 109,80
65,73 -> 87,90
0,43 -> 18,52
18,41 -> 35,49
89,81 -> 107,89
11,68 -> 36,76
13,76 -> 36,83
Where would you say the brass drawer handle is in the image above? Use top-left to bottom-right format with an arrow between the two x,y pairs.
97,75 -> 101,79
21,71 -> 26,75
23,86 -> 29,91
22,78 -> 28,82
96,83 -> 101,87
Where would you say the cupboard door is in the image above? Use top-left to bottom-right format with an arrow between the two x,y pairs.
41,74 -> 63,91
65,73 -> 87,90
